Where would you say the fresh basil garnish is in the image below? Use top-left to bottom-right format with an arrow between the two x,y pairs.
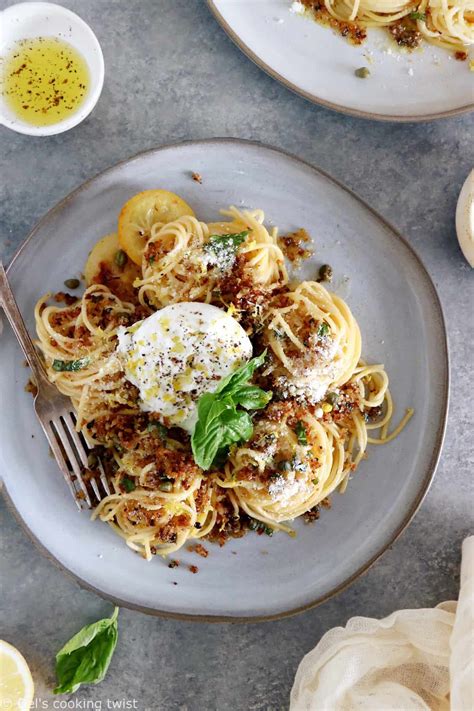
52,357 -> 90,372
191,351 -> 271,470
54,607 -> 119,695
409,11 -> 426,20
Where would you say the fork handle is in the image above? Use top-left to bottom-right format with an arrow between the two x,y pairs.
0,262 -> 50,388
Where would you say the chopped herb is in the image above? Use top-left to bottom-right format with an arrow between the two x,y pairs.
52,357 -> 90,372
355,67 -> 370,78
294,420 -> 308,446
122,476 -> 135,493
64,278 -> 80,289
312,477 -> 319,486
248,518 -> 273,536
204,231 -> 249,270
317,322 -> 330,337
114,249 -> 127,269
148,255 -> 155,265
409,11 -> 426,20
272,327 -> 286,339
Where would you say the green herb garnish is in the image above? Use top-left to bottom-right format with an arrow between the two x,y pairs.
52,357 -> 90,372
54,608 -> 119,695
409,11 -> 426,20
294,420 -> 308,446
204,231 -> 249,270
191,351 -> 272,470
122,476 -> 135,493
317,322 -> 330,338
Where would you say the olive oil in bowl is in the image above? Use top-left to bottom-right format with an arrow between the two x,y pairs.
1,37 -> 90,127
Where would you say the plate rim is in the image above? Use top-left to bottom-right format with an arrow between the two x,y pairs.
207,0 -> 474,123
2,137 -> 450,622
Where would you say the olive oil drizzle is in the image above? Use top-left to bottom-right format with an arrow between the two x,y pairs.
1,36 -> 90,126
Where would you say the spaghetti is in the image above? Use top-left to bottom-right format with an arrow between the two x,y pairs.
299,0 -> 474,55
34,192 -> 413,561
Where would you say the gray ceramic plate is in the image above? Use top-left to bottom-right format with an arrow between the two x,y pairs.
0,140 -> 448,621
208,0 -> 474,122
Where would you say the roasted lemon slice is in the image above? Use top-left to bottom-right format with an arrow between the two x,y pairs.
0,640 -> 34,711
118,190 -> 194,265
84,232 -> 141,299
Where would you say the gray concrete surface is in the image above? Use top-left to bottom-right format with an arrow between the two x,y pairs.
0,1 -> 473,709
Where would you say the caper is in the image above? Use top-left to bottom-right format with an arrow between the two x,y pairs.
326,391 -> 338,406
158,479 -> 173,492
64,278 -> 80,289
114,249 -> 128,269
355,67 -> 370,78
318,264 -> 333,282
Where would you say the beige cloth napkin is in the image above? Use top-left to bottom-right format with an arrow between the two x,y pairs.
290,536 -> 474,711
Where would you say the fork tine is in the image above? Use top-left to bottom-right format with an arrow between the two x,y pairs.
55,417 -> 92,507
63,411 -> 111,501
61,411 -> 89,467
40,420 -> 83,510
97,457 -> 111,497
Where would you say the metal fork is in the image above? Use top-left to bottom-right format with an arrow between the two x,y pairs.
0,262 -> 110,509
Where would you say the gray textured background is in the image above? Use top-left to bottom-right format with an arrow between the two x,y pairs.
0,1 -> 473,710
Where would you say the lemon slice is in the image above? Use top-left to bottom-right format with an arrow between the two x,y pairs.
0,640 -> 34,711
84,232 -> 141,299
118,190 -> 194,265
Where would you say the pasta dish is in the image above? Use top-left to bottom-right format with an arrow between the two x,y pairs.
292,0 -> 474,58
34,189 -> 412,561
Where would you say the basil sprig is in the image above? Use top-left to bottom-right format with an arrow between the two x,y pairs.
54,607 -> 119,695
191,351 -> 271,470
52,357 -> 90,372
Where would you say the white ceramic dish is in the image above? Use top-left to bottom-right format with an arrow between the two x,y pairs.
0,2 -> 104,136
0,139 -> 448,620
208,0 -> 473,122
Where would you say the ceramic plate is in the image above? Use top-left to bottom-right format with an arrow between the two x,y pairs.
0,139 -> 448,620
208,0 -> 474,121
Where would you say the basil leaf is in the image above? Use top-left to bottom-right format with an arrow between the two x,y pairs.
192,397 -> 232,470
54,608 -> 119,695
52,357 -> 90,372
217,350 -> 268,397
409,11 -> 426,19
219,408 -> 254,445
191,351 -> 271,470
232,385 -> 272,410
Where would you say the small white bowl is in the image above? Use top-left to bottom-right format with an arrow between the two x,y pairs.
0,2 -> 104,136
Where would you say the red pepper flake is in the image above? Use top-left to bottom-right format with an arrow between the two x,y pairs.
188,564 -> 199,574
191,172 -> 202,184
168,559 -> 180,569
